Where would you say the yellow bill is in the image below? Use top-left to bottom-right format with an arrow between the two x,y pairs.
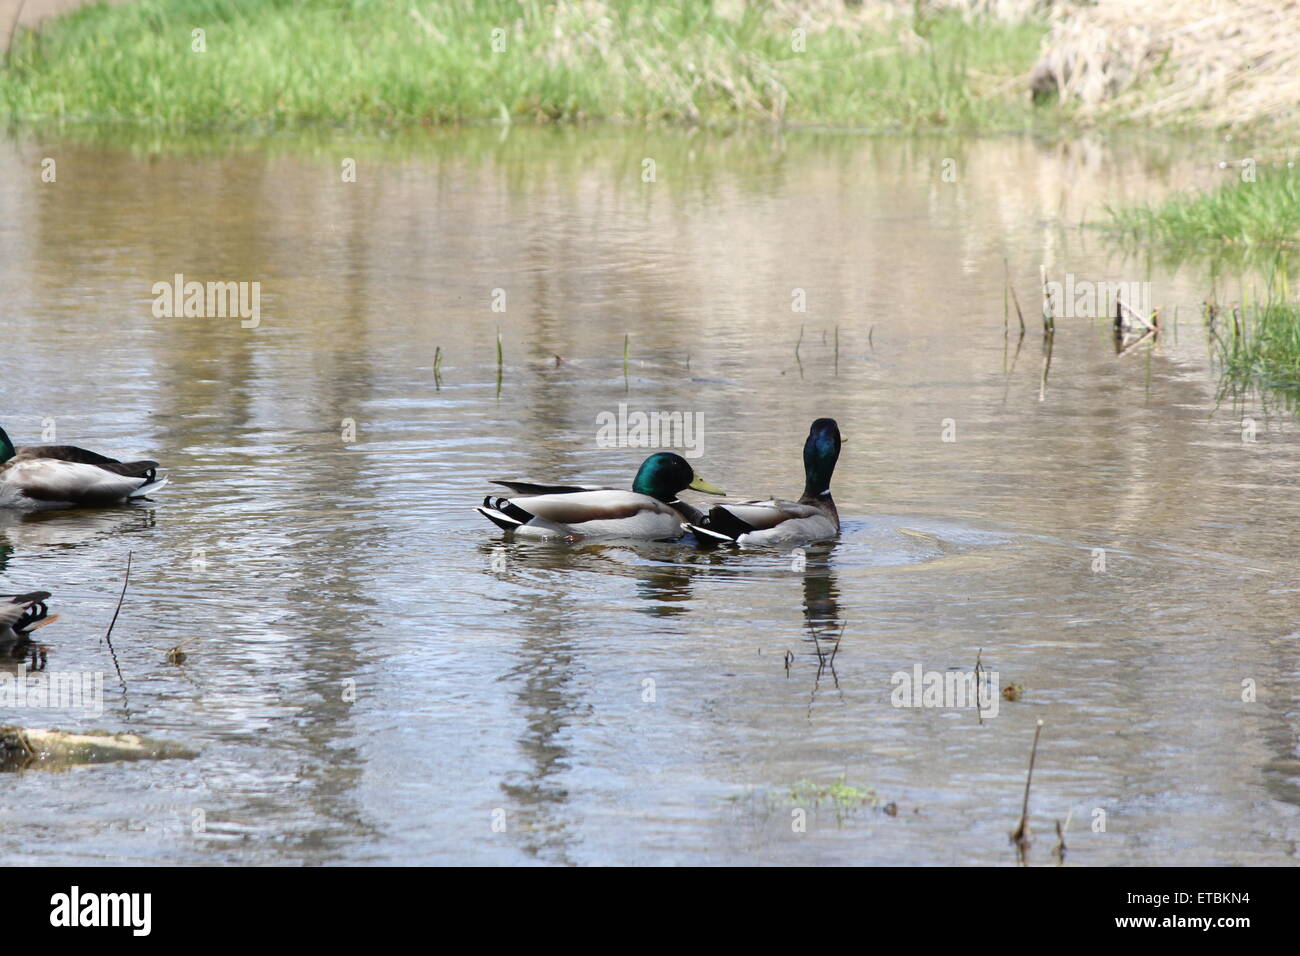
688,476 -> 726,496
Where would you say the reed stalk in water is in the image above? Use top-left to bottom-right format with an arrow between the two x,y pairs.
1011,718 -> 1044,864
495,329 -> 503,398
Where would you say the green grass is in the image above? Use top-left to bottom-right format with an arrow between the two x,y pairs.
1107,167 -> 1300,402
1107,165 -> 1300,250
787,777 -> 878,809
0,0 -> 1047,130
1211,296 -> 1300,405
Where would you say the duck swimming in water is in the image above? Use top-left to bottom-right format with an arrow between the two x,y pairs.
0,424 -> 169,510
477,452 -> 725,540
685,418 -> 842,547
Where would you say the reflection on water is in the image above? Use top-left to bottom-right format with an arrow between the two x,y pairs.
0,125 -> 1296,864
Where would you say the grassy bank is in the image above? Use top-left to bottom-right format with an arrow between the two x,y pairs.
0,0 -> 1047,130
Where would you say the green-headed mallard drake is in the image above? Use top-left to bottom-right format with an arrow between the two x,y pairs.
0,591 -> 57,658
477,452 -> 725,540
0,424 -> 169,510
686,418 -> 842,547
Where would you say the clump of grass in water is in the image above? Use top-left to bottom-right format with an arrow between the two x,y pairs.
785,777 -> 879,824
1212,298 -> 1300,407
0,0 -> 1047,130
1106,168 -> 1300,404
1106,166 -> 1300,250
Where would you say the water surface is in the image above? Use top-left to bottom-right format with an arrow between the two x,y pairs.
0,127 -> 1296,865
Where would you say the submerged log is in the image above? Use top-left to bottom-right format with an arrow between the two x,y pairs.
0,725 -> 197,771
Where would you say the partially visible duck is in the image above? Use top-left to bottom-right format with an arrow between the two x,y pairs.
477,452 -> 725,540
686,418 -> 842,547
0,424 -> 169,510
0,590 -> 57,659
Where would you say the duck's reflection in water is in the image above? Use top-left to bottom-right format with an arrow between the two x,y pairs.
477,533 -> 849,856
0,506 -> 157,553
798,542 -> 843,715
476,538 -> 582,865
477,535 -> 727,862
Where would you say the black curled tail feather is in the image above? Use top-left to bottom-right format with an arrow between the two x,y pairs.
17,600 -> 49,632
483,496 -> 535,525
5,591 -> 51,632
695,506 -> 757,542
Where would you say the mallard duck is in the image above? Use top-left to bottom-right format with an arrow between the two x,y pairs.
477,452 -> 725,540
0,425 -> 169,510
0,591 -> 57,658
686,418 -> 842,547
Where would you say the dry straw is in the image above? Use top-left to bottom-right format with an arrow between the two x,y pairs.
1027,0 -> 1300,130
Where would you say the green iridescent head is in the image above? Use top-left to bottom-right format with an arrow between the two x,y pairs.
632,452 -> 725,502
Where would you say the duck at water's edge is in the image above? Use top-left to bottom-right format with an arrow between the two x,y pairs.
477,452 -> 725,540
686,418 -> 842,547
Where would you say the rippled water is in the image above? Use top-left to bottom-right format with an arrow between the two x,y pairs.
0,127 -> 1296,865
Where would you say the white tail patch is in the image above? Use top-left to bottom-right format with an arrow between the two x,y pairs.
476,506 -> 523,527
130,474 -> 170,497
685,522 -> 732,541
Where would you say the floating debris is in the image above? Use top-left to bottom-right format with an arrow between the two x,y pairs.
1,726 -> 197,772
166,636 -> 200,666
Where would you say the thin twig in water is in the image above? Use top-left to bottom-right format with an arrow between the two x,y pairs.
1038,332 -> 1054,402
1011,718 -> 1044,864
1054,808 -> 1072,865
1116,329 -> 1156,358
101,551 -> 132,701
1118,297 -> 1157,331
1040,265 -> 1055,335
102,551 -> 132,647
826,621 -> 845,668
804,621 -> 844,718
495,328 -> 503,398
1004,260 -> 1026,335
